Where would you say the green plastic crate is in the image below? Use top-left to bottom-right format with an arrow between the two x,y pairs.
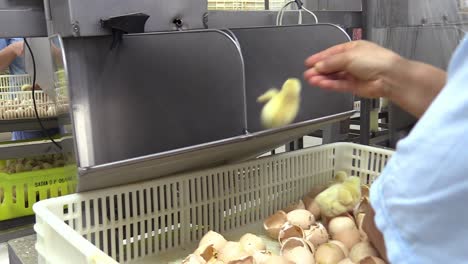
0,165 -> 77,221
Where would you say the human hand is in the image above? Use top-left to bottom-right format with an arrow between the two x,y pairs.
8,41 -> 25,57
304,40 -> 403,98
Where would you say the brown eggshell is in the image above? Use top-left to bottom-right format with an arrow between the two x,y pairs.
349,242 -> 379,263
333,229 -> 361,249
183,254 -> 207,264
358,256 -> 386,264
199,231 -> 227,251
218,242 -> 249,263
278,223 -> 305,245
328,216 -> 358,237
264,211 -> 288,239
315,243 -> 346,264
227,256 -> 255,264
283,246 -> 315,264
287,209 -> 316,230
284,200 -> 306,213
304,223 -> 329,248
329,240 -> 349,257
194,244 -> 216,262
281,237 -> 315,256
239,233 -> 266,255
337,258 -> 355,264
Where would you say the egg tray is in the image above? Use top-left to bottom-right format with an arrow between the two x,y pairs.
33,143 -> 393,264
0,91 -> 57,120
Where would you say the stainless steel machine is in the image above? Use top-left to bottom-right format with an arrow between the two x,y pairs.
1,1 -> 466,261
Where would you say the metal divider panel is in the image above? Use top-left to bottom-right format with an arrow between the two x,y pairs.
231,24 -> 354,132
62,30 -> 246,168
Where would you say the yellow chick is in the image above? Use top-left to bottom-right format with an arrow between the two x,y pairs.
257,78 -> 302,129
315,176 -> 362,218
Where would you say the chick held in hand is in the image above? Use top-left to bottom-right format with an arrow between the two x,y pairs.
315,175 -> 362,218
257,78 -> 302,129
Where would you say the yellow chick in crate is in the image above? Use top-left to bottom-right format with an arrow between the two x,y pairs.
257,78 -> 301,129
315,172 -> 362,218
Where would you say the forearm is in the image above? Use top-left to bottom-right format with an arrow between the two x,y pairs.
385,57 -> 447,117
0,46 -> 18,72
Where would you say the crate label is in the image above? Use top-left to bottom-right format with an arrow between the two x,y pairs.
34,176 -> 74,188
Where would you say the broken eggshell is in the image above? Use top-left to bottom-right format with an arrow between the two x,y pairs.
283,200 -> 306,213
328,216 -> 358,237
332,228 -> 361,249
218,242 -> 249,263
239,233 -> 266,255
264,211 -> 288,239
304,223 -> 329,248
358,256 -> 386,264
252,250 -> 273,264
199,231 -> 227,251
315,242 -> 346,264
287,209 -> 315,230
278,223 -> 305,245
194,244 -> 216,262
264,256 -> 294,264
329,240 -> 349,257
349,242 -> 379,263
183,254 -> 207,264
227,256 -> 255,264
337,258 -> 355,264
281,237 -> 315,264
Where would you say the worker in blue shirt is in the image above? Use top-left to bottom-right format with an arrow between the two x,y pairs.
0,38 -> 59,140
305,35 -> 468,263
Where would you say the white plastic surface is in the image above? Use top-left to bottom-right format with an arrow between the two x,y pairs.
0,75 -> 57,120
34,142 -> 394,264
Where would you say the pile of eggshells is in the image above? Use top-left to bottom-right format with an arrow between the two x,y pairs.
182,183 -> 386,264
0,97 -> 56,120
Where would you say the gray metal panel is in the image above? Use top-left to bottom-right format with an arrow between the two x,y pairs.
61,30 -> 246,168
78,111 -> 354,192
207,11 -> 362,28
313,0 -> 362,11
231,25 -> 354,132
0,0 -> 47,37
47,0 -> 208,37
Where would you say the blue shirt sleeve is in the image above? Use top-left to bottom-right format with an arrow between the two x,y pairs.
370,34 -> 468,264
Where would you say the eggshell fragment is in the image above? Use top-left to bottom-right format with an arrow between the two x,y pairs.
328,217 -> 357,237
315,243 -> 346,264
278,223 -> 305,245
358,256 -> 386,264
304,223 -> 329,248
329,240 -> 349,257
284,200 -> 306,213
218,242 -> 249,263
283,246 -> 315,264
281,237 -> 315,255
264,256 -> 294,264
183,254 -> 207,264
264,211 -> 288,239
287,209 -> 315,230
194,244 -> 216,262
337,258 -> 355,264
227,256 -> 255,264
239,233 -> 266,255
349,242 -> 378,263
333,229 -> 361,249
253,250 -> 273,264
199,231 -> 227,251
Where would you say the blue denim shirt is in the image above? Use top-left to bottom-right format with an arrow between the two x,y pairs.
371,35 -> 468,263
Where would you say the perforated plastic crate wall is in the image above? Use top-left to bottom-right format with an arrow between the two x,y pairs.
33,142 -> 394,264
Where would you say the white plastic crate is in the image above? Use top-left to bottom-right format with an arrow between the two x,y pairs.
33,142 -> 394,264
0,75 -> 57,120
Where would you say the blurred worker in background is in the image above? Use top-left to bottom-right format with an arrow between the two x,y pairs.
0,38 -> 58,140
304,35 -> 468,263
